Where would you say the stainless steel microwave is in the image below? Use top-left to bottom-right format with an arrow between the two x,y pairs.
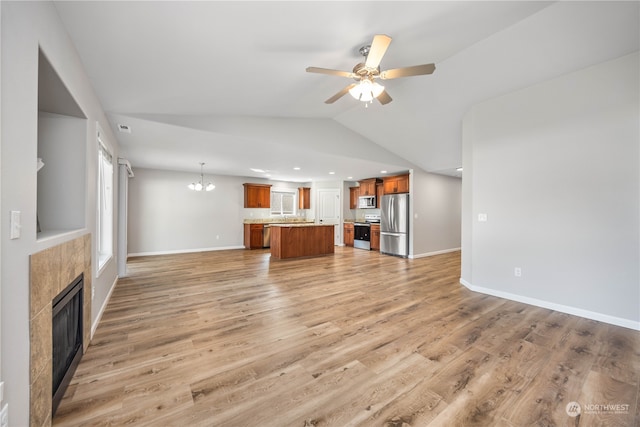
358,196 -> 376,209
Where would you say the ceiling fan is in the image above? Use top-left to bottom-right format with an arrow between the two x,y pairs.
306,34 -> 435,106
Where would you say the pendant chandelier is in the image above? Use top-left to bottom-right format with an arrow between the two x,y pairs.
188,162 -> 215,191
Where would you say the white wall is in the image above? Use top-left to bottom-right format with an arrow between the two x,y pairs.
410,170 -> 462,257
1,2 -> 120,424
462,52 -> 639,329
127,168 -> 311,255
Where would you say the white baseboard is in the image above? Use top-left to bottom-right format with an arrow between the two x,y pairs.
459,278 -> 640,331
410,247 -> 461,259
91,275 -> 118,339
128,245 -> 245,257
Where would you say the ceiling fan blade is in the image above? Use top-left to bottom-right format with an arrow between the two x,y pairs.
376,90 -> 393,105
380,63 -> 436,80
306,67 -> 355,78
325,83 -> 357,104
364,34 -> 392,69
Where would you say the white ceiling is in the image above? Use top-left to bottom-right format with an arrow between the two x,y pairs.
53,1 -> 639,182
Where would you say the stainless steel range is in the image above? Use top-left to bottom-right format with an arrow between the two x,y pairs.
353,213 -> 380,250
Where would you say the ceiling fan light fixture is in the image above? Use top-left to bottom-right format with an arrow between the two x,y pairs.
349,79 -> 384,103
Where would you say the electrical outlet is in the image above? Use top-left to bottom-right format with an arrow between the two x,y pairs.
478,213 -> 488,222
514,267 -> 522,277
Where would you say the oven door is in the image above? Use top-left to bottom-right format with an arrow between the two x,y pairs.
353,224 -> 371,250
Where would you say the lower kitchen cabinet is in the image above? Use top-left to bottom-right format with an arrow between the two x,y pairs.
244,223 -> 264,249
371,224 -> 380,251
344,222 -> 354,247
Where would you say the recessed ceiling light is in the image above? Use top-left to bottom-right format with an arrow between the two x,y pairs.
265,173 -> 271,177
329,171 -> 335,175
293,167 -> 301,170
250,168 -> 265,173
456,167 -> 463,172
347,176 -> 353,180
117,124 -> 131,133
380,170 -> 387,174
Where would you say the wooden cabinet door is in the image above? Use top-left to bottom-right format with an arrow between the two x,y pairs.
376,182 -> 383,208
371,224 -> 380,250
298,187 -> 311,210
244,184 -> 272,208
344,223 -> 354,246
358,179 -> 376,196
349,187 -> 359,209
244,224 -> 264,249
382,174 -> 410,194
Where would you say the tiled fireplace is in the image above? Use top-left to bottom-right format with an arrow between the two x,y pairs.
29,234 -> 91,427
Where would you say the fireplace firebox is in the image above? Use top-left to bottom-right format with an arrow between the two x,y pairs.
51,273 -> 84,416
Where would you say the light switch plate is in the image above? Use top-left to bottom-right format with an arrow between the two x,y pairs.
10,211 -> 21,239
478,213 -> 488,222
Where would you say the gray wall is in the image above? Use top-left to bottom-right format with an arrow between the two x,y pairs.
1,2 -> 121,424
462,52 -> 639,329
411,170 -> 462,257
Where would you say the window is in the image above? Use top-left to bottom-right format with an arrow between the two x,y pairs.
97,132 -> 113,272
271,189 -> 296,216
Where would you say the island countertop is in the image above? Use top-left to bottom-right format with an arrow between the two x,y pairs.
269,223 -> 334,228
270,224 -> 334,259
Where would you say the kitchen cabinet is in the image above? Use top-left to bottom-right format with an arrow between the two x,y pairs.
344,222 -> 354,247
382,174 -> 409,194
371,224 -> 380,251
244,223 -> 264,249
358,178 -> 380,196
376,182 -> 383,208
349,187 -> 359,209
298,187 -> 311,210
243,183 -> 272,208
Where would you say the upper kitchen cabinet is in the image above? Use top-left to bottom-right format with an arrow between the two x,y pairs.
376,182 -> 384,208
382,174 -> 410,194
358,178 -> 381,196
243,183 -> 272,208
298,187 -> 311,210
349,187 -> 359,209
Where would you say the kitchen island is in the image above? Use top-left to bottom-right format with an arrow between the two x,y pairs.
270,223 -> 334,260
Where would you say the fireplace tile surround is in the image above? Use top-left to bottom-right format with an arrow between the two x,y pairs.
30,234 -> 91,427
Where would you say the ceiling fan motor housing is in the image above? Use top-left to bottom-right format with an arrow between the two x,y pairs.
352,63 -> 380,80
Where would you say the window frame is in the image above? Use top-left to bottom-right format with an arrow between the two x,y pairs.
270,188 -> 297,216
96,129 -> 114,275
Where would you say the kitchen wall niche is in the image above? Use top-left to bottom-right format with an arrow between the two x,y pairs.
37,49 -> 87,240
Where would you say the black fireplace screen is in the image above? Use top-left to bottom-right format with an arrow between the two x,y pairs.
52,273 -> 83,415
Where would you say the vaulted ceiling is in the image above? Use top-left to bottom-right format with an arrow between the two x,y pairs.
53,1 -> 639,182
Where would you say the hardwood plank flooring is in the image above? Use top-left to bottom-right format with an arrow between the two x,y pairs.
53,247 -> 639,426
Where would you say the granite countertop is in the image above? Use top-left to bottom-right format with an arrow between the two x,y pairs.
243,218 -> 315,224
269,223 -> 334,227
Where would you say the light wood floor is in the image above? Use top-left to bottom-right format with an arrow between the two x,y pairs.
53,247 -> 639,426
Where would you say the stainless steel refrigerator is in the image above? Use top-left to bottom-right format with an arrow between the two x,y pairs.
380,193 -> 409,257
